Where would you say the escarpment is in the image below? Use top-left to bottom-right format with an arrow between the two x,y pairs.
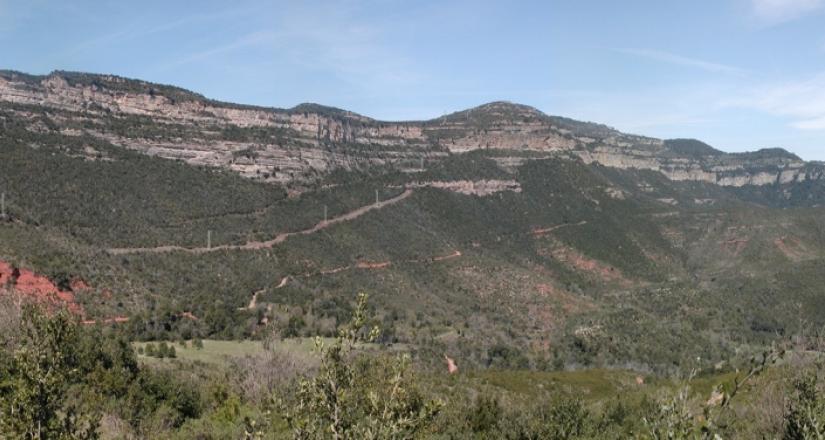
0,70 -> 821,188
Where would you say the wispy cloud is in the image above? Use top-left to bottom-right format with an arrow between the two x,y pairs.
269,5 -> 425,89
616,48 -> 747,75
149,3 -> 424,91
751,0 -> 824,25
153,31 -> 278,72
724,73 -> 825,130
64,7 -> 259,57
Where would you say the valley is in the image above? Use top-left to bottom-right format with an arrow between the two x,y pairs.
3,71 -> 825,370
2,70 -> 825,438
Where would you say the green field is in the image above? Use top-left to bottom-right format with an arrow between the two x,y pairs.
133,338 -> 323,366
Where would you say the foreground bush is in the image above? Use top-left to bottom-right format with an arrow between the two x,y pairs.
0,304 -> 203,439
281,293 -> 442,440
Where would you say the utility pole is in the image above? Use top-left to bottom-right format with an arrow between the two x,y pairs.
324,205 -> 327,223
420,157 -> 424,170
207,230 -> 211,249
1,192 -> 5,219
375,189 -> 379,204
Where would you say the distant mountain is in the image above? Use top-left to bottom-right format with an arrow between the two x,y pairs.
1,70 -> 822,191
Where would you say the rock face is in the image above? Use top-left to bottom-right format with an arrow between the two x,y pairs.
404,180 -> 522,196
0,70 -> 821,187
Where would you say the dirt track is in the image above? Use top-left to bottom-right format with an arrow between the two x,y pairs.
107,189 -> 414,255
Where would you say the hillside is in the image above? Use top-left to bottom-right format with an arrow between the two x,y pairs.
2,70 -> 825,372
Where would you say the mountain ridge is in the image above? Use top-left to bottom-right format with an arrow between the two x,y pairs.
0,69 -> 819,191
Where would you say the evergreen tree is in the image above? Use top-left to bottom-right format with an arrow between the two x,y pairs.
0,307 -> 99,439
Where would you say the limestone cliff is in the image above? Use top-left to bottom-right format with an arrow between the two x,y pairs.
0,70 -> 820,188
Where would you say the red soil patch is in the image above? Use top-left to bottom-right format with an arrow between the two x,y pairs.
1,260 -> 129,325
0,260 -> 83,314
774,236 -> 806,261
548,247 -> 631,286
70,278 -> 91,291
720,238 -> 749,256
315,249 -> 461,276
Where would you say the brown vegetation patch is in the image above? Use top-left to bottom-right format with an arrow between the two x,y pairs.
546,246 -> 631,286
535,283 -> 594,314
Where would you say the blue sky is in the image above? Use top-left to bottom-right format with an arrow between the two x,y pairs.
1,0 -> 825,159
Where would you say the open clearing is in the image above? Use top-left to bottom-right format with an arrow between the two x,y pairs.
134,338 -> 324,366
133,338 -> 400,366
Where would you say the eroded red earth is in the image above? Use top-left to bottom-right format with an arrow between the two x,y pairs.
0,260 -> 83,314
0,259 -> 129,325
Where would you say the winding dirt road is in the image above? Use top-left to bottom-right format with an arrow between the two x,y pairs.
531,221 -> 588,236
107,189 -> 414,255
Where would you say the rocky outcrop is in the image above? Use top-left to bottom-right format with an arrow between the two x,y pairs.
404,180 -> 521,196
1,70 -> 822,188
0,72 -> 437,183
574,147 -> 811,187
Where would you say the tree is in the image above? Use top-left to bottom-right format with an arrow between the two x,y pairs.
466,395 -> 501,433
784,374 -> 825,439
283,315 -> 306,338
643,348 -> 783,440
281,293 -> 441,439
0,306 -> 99,439
158,342 -> 170,358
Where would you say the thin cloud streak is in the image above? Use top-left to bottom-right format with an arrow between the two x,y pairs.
63,6 -> 260,57
270,6 -> 425,89
149,4 -> 426,92
152,31 -> 278,72
751,0 -> 824,25
723,72 -> 825,130
615,48 -> 747,75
